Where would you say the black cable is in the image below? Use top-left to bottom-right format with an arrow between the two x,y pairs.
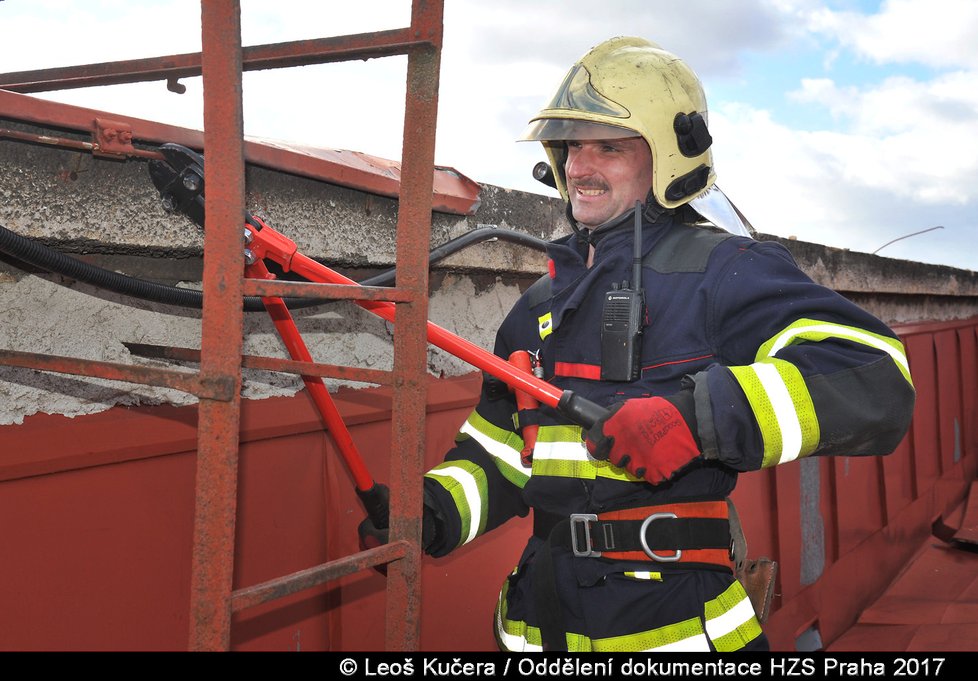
0,222 -> 550,313
0,220 -> 206,308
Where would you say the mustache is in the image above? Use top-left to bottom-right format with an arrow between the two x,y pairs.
570,177 -> 609,191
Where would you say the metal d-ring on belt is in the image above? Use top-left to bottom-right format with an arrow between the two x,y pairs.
570,511 -> 688,561
536,499 -> 736,568
530,498 -> 739,652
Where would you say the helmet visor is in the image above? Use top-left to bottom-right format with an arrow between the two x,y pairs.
520,118 -> 638,142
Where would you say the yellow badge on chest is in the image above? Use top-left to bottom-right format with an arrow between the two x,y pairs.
538,312 -> 553,340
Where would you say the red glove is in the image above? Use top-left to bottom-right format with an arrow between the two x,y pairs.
585,393 -> 701,485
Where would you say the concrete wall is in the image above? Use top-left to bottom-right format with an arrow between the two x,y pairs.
2,124 -> 977,425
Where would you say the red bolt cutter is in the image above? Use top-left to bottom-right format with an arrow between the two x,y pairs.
148,143 -> 608,532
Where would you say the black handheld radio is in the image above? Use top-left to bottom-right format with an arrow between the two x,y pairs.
600,201 -> 646,381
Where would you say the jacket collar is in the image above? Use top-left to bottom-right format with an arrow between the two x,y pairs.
542,211 -> 677,330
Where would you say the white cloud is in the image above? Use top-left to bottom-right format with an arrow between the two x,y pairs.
710,97 -> 977,268
700,0 -> 978,269
3,0 -> 975,270
807,0 -> 978,69
710,103 -> 839,237
786,70 -> 978,203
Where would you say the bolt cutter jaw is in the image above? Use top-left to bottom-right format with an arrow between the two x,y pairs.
148,143 -> 208,229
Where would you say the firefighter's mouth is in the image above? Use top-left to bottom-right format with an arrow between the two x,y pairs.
574,185 -> 607,197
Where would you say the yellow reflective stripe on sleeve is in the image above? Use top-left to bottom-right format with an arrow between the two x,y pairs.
532,438 -> 592,478
704,580 -> 763,652
458,410 -> 530,487
425,462 -> 488,548
729,358 -> 819,467
757,318 -> 912,386
531,426 -> 643,481
536,423 -> 581,445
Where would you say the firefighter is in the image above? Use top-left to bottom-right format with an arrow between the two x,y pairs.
361,36 -> 915,652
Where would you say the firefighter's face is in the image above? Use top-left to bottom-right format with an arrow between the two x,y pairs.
564,137 -> 652,228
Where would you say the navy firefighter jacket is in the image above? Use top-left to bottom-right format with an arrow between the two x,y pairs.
421,212 -> 915,559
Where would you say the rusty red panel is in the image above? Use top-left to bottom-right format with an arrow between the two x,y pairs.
729,469 -> 780,573
828,625 -> 920,652
892,318 -> 978,337
813,515 -> 940,648
771,464 -> 804,604
860,542 -> 978,624
764,594 -> 819,652
905,334 -> 941,489
0,89 -> 480,215
0,404 -> 199,484
0,448 -> 197,650
819,457 -> 840,570
934,330 -> 963,476
949,482 -> 978,545
0,373 -> 488,651
959,326 -> 978,478
882,426 -> 916,522
829,506 -> 978,651
229,429 -> 397,648
2,338 -> 976,652
833,454 -> 887,557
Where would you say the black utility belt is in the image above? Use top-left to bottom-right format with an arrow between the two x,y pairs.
532,501 -> 733,567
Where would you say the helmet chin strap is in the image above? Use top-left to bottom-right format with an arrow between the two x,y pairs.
567,191 -> 672,246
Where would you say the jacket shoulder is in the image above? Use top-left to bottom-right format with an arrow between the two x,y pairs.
523,273 -> 553,309
643,223 -> 745,274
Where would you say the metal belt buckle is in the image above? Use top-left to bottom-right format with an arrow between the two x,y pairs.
640,512 -> 681,562
569,513 -> 601,557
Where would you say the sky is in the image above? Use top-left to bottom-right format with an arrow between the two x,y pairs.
2,0 -> 976,271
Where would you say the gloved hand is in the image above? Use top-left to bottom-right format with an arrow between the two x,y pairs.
585,391 -> 701,485
357,482 -> 391,553
356,484 -> 440,560
357,515 -> 439,549
357,515 -> 390,551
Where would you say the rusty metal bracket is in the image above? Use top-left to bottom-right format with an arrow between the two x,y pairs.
93,118 -> 135,158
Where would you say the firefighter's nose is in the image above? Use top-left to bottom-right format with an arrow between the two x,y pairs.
565,145 -> 595,180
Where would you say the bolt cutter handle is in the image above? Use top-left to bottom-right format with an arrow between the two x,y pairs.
148,143 -> 610,431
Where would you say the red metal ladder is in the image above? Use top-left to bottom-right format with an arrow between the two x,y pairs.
0,0 -> 445,651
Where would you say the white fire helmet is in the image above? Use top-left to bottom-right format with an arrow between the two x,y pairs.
521,36 -> 716,211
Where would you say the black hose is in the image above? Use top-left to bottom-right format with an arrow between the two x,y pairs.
0,222 -> 550,313
363,226 -> 551,288
0,221 -> 206,308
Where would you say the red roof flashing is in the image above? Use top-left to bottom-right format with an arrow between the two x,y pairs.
0,88 -> 481,215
